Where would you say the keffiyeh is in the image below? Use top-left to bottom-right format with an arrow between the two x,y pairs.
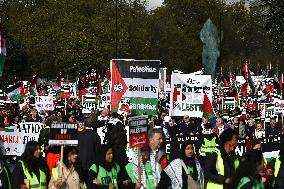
164,159 -> 183,189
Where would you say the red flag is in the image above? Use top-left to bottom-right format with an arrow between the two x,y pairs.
242,83 -> 248,97
243,63 -> 248,80
105,68 -> 111,80
224,78 -> 230,87
110,61 -> 128,112
266,85 -> 274,92
20,81 -> 29,95
97,74 -> 102,95
247,103 -> 257,111
280,75 -> 283,92
202,94 -> 214,119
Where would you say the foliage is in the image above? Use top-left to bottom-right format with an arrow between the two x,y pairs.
266,0 -> 284,55
0,0 -> 282,81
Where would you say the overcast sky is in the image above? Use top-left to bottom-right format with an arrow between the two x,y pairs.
147,0 -> 164,9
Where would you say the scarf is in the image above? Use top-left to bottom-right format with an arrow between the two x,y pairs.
150,150 -> 161,187
132,150 -> 147,189
164,159 -> 183,189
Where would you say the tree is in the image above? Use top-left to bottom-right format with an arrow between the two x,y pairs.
266,0 -> 284,55
0,0 -> 151,78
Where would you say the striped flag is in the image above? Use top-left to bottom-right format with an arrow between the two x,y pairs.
61,85 -> 70,99
6,83 -> 24,101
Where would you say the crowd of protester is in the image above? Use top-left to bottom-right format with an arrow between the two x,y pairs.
1,102 -> 284,189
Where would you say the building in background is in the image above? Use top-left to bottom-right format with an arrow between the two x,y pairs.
249,0 -> 271,17
225,0 -> 250,9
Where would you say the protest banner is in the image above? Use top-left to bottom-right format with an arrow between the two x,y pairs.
49,123 -> 78,145
129,115 -> 148,148
165,134 -> 281,158
274,99 -> 284,114
35,96 -> 55,111
111,59 -> 160,116
170,72 -> 212,117
0,122 -> 44,156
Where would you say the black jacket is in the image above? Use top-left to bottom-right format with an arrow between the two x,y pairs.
78,129 -> 101,172
159,169 -> 189,189
265,125 -> 280,136
179,122 -> 198,135
204,148 -> 238,189
0,161 -> 11,189
117,167 -> 136,189
11,158 -> 49,189
245,125 -> 255,139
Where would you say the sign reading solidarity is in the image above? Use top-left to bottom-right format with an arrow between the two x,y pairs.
49,123 -> 78,145
129,115 -> 148,148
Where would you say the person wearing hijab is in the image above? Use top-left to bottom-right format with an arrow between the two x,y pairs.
11,141 -> 49,189
159,141 -> 204,189
87,145 -> 120,189
232,150 -> 265,189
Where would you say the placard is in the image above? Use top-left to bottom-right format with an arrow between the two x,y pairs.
49,123 -> 78,145
129,115 -> 148,148
35,96 -> 55,111
0,122 -> 44,156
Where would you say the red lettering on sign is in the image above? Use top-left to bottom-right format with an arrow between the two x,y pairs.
55,134 -> 71,140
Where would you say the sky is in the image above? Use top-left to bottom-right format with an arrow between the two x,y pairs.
147,0 -> 164,9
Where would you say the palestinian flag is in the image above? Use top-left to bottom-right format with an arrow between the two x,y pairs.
110,60 -> 160,115
82,95 -> 98,104
61,85 -> 70,99
202,94 -> 215,119
223,97 -> 238,110
242,63 -> 255,93
0,24 -> 6,77
6,83 -> 22,100
28,74 -> 38,96
82,95 -> 99,113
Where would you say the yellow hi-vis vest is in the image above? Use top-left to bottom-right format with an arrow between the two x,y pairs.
200,138 -> 218,156
274,156 -> 281,177
18,160 -> 47,189
206,150 -> 239,189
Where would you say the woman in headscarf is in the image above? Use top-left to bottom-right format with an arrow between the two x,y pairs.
232,150 -> 264,189
11,141 -> 49,189
159,141 -> 203,189
87,145 -> 120,189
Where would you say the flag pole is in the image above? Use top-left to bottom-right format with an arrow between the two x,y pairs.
64,97 -> 67,115
137,147 -> 141,181
281,73 -> 283,99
